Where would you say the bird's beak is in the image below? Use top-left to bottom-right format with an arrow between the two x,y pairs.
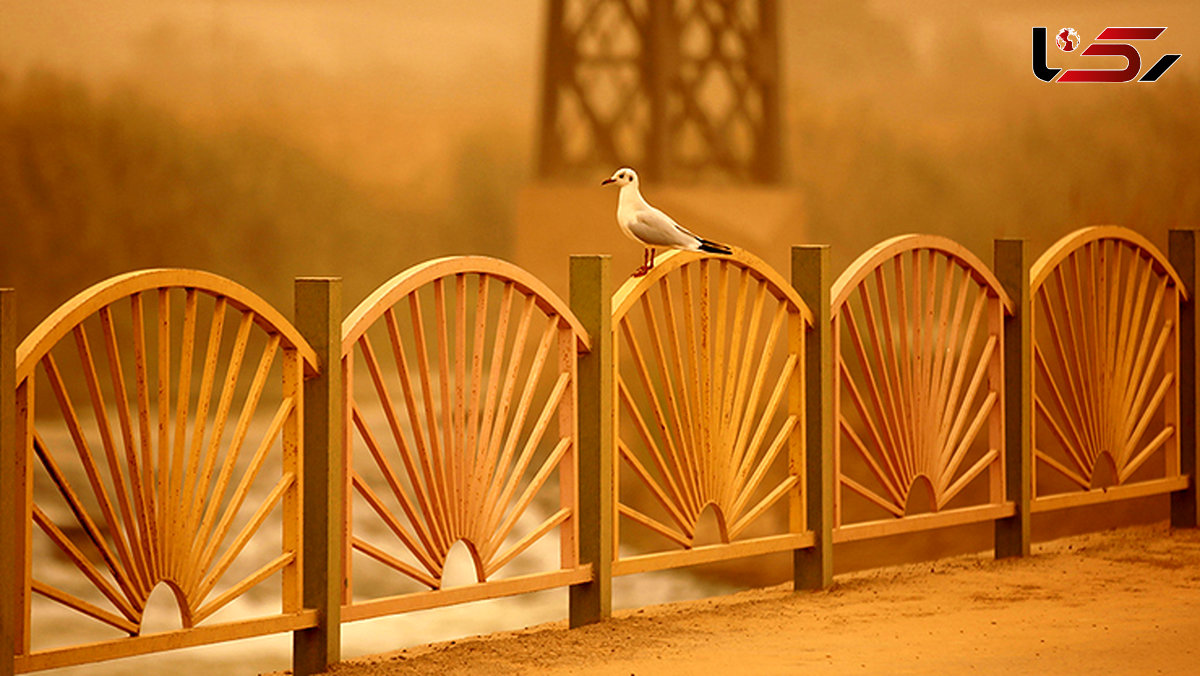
601,178 -> 615,185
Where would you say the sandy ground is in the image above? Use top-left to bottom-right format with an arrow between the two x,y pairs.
304,524 -> 1200,675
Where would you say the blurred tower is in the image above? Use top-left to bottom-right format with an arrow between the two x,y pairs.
537,0 -> 783,184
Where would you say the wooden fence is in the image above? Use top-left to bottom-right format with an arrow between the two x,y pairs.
1,227 -> 1197,675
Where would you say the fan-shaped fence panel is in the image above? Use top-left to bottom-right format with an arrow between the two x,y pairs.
1030,227 -> 1189,512
10,270 -> 318,672
831,236 -> 1015,542
611,250 -> 813,576
340,257 -> 591,621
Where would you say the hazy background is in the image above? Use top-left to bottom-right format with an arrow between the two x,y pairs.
2,1 -> 1198,673
2,0 -> 1197,333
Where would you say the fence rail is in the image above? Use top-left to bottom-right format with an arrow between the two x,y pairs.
1,228 -> 1197,675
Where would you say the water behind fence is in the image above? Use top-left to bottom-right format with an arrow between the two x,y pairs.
1,227 -> 1197,675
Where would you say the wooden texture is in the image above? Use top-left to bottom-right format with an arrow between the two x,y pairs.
612,248 -> 811,570
1031,476 -> 1189,513
10,269 -> 315,672
342,257 -> 588,619
612,532 -> 813,576
994,240 -> 1031,557
1169,230 -> 1199,528
1,290 -> 19,676
293,278 -> 343,676
832,235 -> 1010,536
568,256 -> 612,627
831,502 -> 1015,543
15,611 -> 317,673
791,246 -> 832,589
1030,227 -> 1186,509
342,566 -> 592,623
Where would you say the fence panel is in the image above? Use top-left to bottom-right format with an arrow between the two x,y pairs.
611,249 -> 813,576
339,257 -> 591,622
1030,226 -> 1189,512
831,235 -> 1015,542
7,270 -> 318,673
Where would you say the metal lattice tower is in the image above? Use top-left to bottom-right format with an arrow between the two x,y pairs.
537,0 -> 783,184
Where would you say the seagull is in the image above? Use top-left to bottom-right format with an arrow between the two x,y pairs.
602,167 -> 733,277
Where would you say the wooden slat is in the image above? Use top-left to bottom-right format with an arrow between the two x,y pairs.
351,471 -> 441,578
187,332 -> 280,579
351,537 -> 439,589
1034,449 -> 1090,490
351,407 -> 440,574
178,296 -> 227,570
30,580 -> 138,635
167,289 -> 198,581
644,281 -> 702,512
621,315 -> 700,517
484,437 -> 572,560
39,355 -> 142,605
187,393 -> 290,594
403,291 -> 453,547
833,502 -> 1015,543
341,566 -> 592,623
838,363 -> 905,501
729,415 -> 796,520
618,503 -> 691,548
72,322 -> 150,597
382,306 -> 451,550
357,333 -> 448,556
193,473 -> 294,601
192,551 -> 295,624
484,507 -> 571,578
481,372 -> 570,540
852,283 -> 910,486
617,438 -> 693,536
728,304 -> 788,494
184,312 -> 254,551
729,475 -> 798,539
16,611 -> 317,673
938,448 -> 1000,509
1119,426 -> 1175,484
613,533 -> 814,577
129,292 -> 160,576
730,352 -> 796,502
840,475 -> 905,518
1032,475 -> 1190,513
480,318 -> 559,534
30,505 -> 138,623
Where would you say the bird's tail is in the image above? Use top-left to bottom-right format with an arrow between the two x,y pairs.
697,238 -> 733,255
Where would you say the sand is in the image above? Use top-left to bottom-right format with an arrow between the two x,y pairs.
296,524 -> 1200,675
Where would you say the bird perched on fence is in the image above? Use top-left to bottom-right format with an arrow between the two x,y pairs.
602,167 -> 733,277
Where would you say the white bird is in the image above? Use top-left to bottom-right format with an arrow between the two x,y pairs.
602,167 -> 733,277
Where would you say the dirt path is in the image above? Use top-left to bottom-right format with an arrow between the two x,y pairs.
312,525 -> 1200,675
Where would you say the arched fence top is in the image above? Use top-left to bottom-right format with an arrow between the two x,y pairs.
831,234 -> 1015,314
15,268 -> 319,384
611,248 -> 814,325
341,256 -> 591,354
1030,225 -> 1189,299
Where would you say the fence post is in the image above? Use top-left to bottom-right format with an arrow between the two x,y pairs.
568,255 -> 613,626
994,239 -> 1031,557
1169,230 -> 1198,528
1,289 -> 16,676
293,278 -> 344,675
791,246 -> 832,589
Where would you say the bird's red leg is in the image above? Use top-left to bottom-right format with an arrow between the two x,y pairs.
632,247 -> 652,277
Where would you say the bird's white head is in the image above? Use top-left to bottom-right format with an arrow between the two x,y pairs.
601,167 -> 638,188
